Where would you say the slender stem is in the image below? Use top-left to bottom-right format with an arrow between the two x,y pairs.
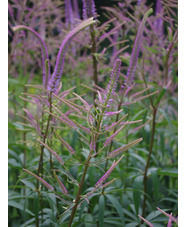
68,151 -> 93,227
37,93 -> 52,176
36,92 -> 53,225
89,24 -> 98,101
141,107 -> 157,220
22,85 -> 27,167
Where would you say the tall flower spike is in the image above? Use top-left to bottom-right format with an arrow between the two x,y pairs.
23,169 -> 54,191
37,139 -> 64,165
154,0 -> 163,37
12,25 -> 50,88
90,135 -> 96,151
103,59 -> 121,106
65,0 -> 74,27
48,18 -> 95,93
123,8 -> 153,87
107,138 -> 143,158
104,125 -> 126,147
54,130 -> 75,154
95,155 -> 124,188
138,215 -> 154,227
82,0 -> 96,20
73,0 -> 80,19
156,207 -> 178,224
53,172 -> 68,195
167,213 -> 172,227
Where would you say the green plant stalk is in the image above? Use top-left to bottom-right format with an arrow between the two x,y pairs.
67,150 -> 93,227
141,45 -> 172,220
68,103 -> 104,226
36,71 -> 53,225
141,107 -> 157,219
23,87 -> 27,168
23,59 -> 27,223
89,24 -> 98,101
36,94 -> 52,226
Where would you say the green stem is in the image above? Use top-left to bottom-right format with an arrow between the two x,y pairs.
36,92 -> 53,225
141,107 -> 157,220
67,151 -> 93,227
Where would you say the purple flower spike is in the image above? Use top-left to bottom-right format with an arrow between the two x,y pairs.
154,0 -> 163,37
104,109 -> 123,117
37,139 -> 64,165
104,125 -> 125,147
90,136 -> 96,151
95,156 -> 123,188
12,25 -> 50,88
55,131 -> 75,154
65,0 -> 74,27
23,169 -> 54,191
103,59 -> 121,105
167,213 -> 172,227
82,0 -> 96,20
73,0 -> 80,19
123,8 -> 153,86
54,172 -> 68,195
48,18 -> 95,93
107,138 -> 143,158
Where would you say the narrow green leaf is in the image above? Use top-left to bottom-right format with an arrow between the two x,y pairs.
133,176 -> 143,215
8,201 -> 34,216
159,108 -> 173,130
151,170 -> 159,205
154,88 -> 166,106
98,195 -> 105,227
106,194 -> 125,225
84,213 -> 94,227
157,168 -> 178,177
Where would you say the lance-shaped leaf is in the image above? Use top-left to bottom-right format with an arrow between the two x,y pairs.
23,169 -> 54,191
54,130 -> 75,154
13,25 -> 50,87
107,138 -> 143,158
48,17 -> 96,92
37,139 -> 64,165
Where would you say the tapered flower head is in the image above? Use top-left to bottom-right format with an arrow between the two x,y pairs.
95,156 -> 123,188
154,0 -> 164,37
123,8 -> 153,87
23,169 -> 54,191
102,59 -> 121,107
82,0 -> 96,19
48,18 -> 95,93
